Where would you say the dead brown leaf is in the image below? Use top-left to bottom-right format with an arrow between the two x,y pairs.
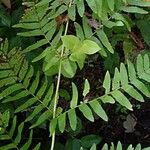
123,114 -> 137,133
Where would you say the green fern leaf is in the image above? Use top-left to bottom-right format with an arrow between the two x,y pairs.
97,30 -> 114,53
82,16 -> 93,38
83,79 -> 90,97
0,114 -> 40,150
70,82 -> 78,109
76,0 -> 85,17
112,68 -> 120,90
103,71 -> 111,94
74,22 -> 85,41
90,100 -> 108,121
68,3 -> 76,21
102,143 -> 108,150
58,113 -> 66,133
0,45 -> 54,128
120,63 -> 128,85
20,130 -> 33,150
13,3 -> 60,58
49,118 -> 57,136
68,109 -> 77,131
116,141 -> 122,150
33,143 -> 41,150
111,90 -> 133,110
30,110 -> 52,129
79,103 -> 94,122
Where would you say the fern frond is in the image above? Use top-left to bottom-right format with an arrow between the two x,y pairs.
13,2 -> 64,54
100,141 -> 150,150
0,111 -> 40,150
0,42 -> 54,128
50,53 -> 150,134
87,141 -> 150,150
101,53 -> 150,109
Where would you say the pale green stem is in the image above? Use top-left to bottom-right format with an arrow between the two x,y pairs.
50,1 -> 72,150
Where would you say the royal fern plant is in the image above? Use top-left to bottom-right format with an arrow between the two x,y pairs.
0,0 -> 150,149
